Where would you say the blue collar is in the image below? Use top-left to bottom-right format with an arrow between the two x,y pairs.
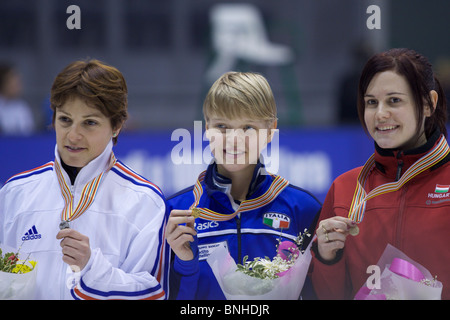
203,160 -> 269,201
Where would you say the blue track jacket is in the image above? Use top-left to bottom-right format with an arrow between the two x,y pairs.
167,161 -> 321,299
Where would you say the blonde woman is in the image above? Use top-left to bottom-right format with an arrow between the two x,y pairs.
166,72 -> 321,299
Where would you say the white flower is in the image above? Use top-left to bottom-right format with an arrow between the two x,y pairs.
236,229 -> 310,280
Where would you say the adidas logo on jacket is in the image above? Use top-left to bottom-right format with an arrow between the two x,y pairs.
22,225 -> 42,241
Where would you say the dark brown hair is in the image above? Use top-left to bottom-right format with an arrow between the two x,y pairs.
50,59 -> 128,144
357,48 -> 447,139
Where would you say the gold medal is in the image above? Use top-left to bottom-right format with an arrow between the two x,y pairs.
191,208 -> 201,218
349,225 -> 359,236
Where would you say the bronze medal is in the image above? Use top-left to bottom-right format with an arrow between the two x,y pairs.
349,225 -> 359,236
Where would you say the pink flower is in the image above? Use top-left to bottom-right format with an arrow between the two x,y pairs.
276,241 -> 299,261
7,254 -> 18,264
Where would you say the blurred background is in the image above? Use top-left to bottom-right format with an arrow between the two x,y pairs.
1,0 -> 449,201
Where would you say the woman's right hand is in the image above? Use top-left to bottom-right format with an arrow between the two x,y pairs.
316,216 -> 357,262
166,209 -> 197,261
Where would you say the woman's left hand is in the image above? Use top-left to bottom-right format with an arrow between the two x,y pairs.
56,229 -> 91,271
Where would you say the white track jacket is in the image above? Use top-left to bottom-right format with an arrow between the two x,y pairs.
0,141 -> 169,299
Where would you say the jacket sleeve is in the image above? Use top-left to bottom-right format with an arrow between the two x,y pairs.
310,181 -> 351,300
169,236 -> 199,300
71,198 -> 170,300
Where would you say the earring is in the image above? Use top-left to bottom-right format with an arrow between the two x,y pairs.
112,132 -> 117,137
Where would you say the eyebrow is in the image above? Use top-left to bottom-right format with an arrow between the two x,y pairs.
364,92 -> 407,97
210,117 -> 260,123
58,110 -> 104,118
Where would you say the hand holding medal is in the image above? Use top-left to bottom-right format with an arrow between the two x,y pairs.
56,228 -> 91,271
316,217 -> 358,262
166,209 -> 197,261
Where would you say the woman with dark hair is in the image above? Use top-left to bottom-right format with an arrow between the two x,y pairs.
311,48 -> 450,299
0,60 -> 169,299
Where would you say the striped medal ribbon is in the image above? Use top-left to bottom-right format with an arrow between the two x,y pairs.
349,135 -> 450,224
190,170 -> 290,221
56,153 -> 116,229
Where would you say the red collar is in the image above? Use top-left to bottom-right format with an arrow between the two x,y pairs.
374,130 -> 445,180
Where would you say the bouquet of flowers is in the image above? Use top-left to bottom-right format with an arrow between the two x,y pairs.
207,229 -> 312,300
0,243 -> 37,300
354,244 -> 442,300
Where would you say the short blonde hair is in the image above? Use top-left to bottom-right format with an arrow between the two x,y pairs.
203,72 -> 277,124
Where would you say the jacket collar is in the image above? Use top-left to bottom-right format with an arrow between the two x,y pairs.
374,129 -> 448,179
54,139 -> 114,188
203,159 -> 270,204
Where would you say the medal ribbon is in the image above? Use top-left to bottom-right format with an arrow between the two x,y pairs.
190,170 -> 289,221
55,153 -> 116,224
349,135 -> 450,223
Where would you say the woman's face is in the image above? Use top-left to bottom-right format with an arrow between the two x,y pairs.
205,115 -> 276,175
363,71 -> 432,150
55,97 -> 118,168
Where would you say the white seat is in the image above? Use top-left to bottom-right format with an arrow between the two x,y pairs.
206,3 -> 294,81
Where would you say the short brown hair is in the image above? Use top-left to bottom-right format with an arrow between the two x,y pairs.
50,59 -> 128,144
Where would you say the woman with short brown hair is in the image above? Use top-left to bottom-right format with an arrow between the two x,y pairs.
0,59 -> 169,299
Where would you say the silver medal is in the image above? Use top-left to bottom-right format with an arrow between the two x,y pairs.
59,220 -> 70,230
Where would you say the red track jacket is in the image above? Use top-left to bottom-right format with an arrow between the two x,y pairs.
311,130 -> 450,300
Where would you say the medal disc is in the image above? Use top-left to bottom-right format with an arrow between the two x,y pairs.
349,225 -> 359,236
191,208 -> 201,218
59,220 -> 70,230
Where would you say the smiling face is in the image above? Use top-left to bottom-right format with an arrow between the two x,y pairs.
55,97 -> 119,168
363,71 -> 432,150
205,116 -> 276,175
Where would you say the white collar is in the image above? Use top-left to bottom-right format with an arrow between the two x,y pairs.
54,139 -> 113,188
